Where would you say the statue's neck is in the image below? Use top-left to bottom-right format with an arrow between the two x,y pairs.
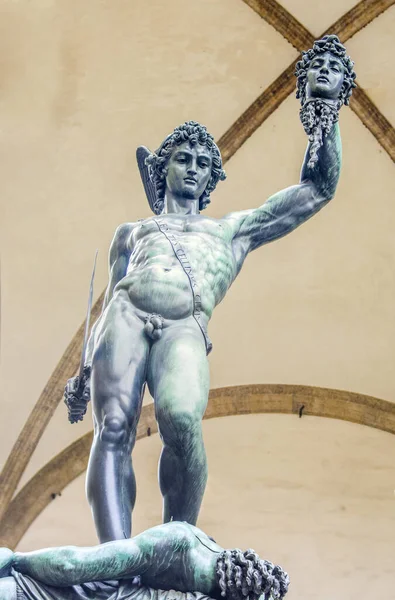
163,193 -> 199,215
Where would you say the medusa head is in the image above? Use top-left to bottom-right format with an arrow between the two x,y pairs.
294,35 -> 356,168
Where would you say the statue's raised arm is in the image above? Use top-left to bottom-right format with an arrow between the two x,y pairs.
228,35 -> 356,258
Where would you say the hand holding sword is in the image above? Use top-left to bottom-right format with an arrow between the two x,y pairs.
64,251 -> 98,424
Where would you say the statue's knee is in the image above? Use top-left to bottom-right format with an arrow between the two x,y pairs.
100,413 -> 130,446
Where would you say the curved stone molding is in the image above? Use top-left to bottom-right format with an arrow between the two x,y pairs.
0,384 -> 394,549
242,0 -> 312,51
243,0 -> 395,50
321,0 -> 395,41
351,87 -> 395,162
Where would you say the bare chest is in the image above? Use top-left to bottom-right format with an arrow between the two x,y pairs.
130,214 -> 231,243
128,215 -> 237,290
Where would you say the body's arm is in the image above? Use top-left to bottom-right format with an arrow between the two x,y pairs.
12,538 -> 148,587
64,223 -> 133,422
229,123 -> 341,256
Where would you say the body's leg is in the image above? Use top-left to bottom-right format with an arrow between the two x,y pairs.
87,293 -> 150,542
0,578 -> 16,600
147,322 -> 209,524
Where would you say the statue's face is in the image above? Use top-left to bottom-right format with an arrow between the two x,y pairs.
306,51 -> 345,100
165,141 -> 212,201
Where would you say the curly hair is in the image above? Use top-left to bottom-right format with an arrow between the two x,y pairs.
145,121 -> 226,215
216,549 -> 290,600
294,35 -> 356,169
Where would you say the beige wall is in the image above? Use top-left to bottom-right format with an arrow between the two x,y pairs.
1,2 -> 394,599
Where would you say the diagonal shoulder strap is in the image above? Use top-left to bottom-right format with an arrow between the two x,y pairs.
153,218 -> 212,355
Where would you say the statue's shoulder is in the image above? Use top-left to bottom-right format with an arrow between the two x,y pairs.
191,214 -> 234,241
108,223 -> 136,261
114,222 -> 136,237
112,222 -> 138,246
219,210 -> 252,239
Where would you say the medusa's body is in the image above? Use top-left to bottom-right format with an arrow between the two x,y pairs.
0,522 -> 289,600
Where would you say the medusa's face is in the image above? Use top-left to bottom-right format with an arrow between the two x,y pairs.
306,51 -> 345,101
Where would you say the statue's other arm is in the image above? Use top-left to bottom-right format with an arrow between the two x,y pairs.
64,223 -> 133,422
230,123 -> 341,255
84,223 -> 133,366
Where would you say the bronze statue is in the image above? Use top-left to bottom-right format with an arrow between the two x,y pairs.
65,36 -> 356,543
0,522 -> 289,600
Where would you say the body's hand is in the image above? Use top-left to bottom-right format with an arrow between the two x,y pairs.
64,365 -> 91,424
0,548 -> 14,578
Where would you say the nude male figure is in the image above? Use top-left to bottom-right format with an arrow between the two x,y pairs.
65,36 -> 356,543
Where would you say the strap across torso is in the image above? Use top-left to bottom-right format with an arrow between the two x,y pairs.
152,218 -> 212,355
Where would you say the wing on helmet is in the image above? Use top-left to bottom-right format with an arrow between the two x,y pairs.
136,146 -> 158,214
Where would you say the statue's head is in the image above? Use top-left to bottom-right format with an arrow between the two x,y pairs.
295,35 -> 356,108
145,121 -> 226,215
216,549 -> 289,600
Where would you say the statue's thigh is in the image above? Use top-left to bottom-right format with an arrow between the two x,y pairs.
91,298 -> 150,421
148,324 -> 209,418
0,578 -> 17,600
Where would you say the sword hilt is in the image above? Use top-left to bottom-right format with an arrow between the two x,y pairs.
64,365 -> 91,424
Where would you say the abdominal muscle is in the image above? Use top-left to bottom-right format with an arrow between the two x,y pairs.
112,224 -> 236,322
115,259 -> 198,321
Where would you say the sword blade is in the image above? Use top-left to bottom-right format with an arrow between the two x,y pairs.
77,249 -> 98,391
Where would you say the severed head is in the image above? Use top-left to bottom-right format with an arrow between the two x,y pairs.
216,548 -> 290,600
295,35 -> 356,168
